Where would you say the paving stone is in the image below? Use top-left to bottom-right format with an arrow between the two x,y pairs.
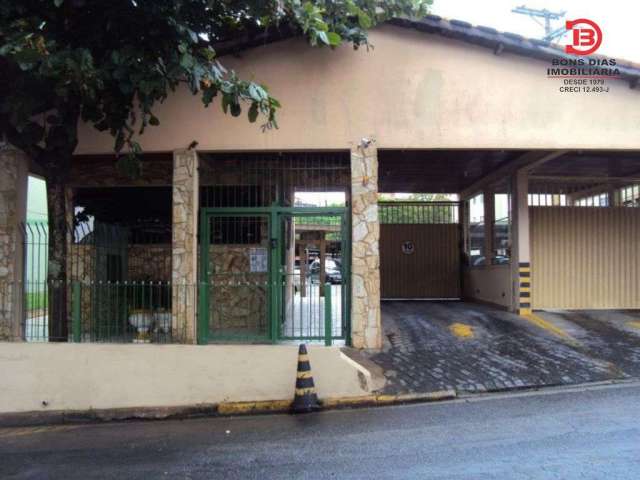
366,301 -> 628,396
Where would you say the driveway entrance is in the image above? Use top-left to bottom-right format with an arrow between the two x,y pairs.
368,301 -> 628,395
379,202 -> 461,300
536,310 -> 640,377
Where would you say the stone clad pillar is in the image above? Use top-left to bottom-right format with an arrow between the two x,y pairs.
172,149 -> 199,344
350,143 -> 382,349
0,147 -> 28,340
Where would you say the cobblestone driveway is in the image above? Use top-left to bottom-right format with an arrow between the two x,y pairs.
367,302 -> 629,395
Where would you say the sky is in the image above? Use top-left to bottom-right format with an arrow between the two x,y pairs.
27,177 -> 47,222
430,0 -> 640,62
295,191 -> 346,206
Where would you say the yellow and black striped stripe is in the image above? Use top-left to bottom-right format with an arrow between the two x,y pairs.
518,262 -> 532,315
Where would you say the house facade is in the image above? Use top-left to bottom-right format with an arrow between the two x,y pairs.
1,17 -> 640,412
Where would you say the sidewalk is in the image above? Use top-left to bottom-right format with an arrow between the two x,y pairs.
3,304 -> 640,427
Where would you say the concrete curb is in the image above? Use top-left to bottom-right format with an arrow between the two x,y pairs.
0,390 -> 457,428
322,389 -> 457,409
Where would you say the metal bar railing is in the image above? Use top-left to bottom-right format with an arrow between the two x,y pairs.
378,201 -> 460,224
324,283 -> 332,346
72,282 -> 81,342
1,281 -> 196,344
3,279 -> 344,345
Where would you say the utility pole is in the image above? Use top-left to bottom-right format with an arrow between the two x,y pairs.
511,5 -> 566,42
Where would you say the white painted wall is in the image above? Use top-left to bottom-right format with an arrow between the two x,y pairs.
0,343 -> 370,414
463,264 -> 512,309
76,25 -> 640,154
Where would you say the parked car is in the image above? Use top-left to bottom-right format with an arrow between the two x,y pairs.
470,255 -> 510,266
290,257 -> 342,290
309,258 -> 342,284
292,258 -> 314,290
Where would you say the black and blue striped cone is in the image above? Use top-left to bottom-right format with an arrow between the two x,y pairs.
291,344 -> 321,413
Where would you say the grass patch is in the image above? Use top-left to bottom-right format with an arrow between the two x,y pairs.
25,291 -> 47,312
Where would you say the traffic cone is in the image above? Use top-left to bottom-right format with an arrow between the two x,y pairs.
291,344 -> 321,413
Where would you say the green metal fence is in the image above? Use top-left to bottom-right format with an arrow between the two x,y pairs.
8,151 -> 352,345
11,219 -> 181,343
1,280 -> 194,343
379,201 -> 460,224
72,281 -> 184,343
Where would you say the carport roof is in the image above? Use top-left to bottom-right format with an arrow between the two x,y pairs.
379,149 -> 640,194
529,151 -> 640,193
532,151 -> 640,179
378,149 -> 522,193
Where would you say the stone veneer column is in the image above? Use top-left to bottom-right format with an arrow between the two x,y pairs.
0,147 -> 28,340
172,149 -> 199,344
350,144 -> 382,349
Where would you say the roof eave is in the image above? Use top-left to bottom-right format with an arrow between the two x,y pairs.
390,16 -> 640,88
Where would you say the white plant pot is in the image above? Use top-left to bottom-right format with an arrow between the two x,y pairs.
154,311 -> 172,334
129,311 -> 153,343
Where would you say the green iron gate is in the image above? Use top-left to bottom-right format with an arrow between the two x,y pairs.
199,212 -> 272,342
92,222 -> 129,340
198,207 -> 350,344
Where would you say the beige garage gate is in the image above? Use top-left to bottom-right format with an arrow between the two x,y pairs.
531,206 -> 640,309
380,202 -> 461,299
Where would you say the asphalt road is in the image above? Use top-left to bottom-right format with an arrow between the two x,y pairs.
2,382 -> 640,479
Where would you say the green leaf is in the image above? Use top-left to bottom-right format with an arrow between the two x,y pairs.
317,31 -> 329,45
358,12 -> 372,29
94,120 -> 109,132
54,0 -> 64,7
187,29 -> 199,44
248,103 -> 258,123
13,48 -> 42,65
148,115 -> 159,126
327,32 -> 342,46
230,102 -> 241,117
179,53 -> 194,69
248,83 -> 267,102
114,131 -> 125,152
22,122 -> 44,144
116,153 -> 142,179
202,86 -> 218,106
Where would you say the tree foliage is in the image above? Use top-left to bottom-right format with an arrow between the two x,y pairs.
1,0 -> 431,339
0,0 -> 430,171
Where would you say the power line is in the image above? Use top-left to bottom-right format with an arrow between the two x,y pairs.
511,5 -> 567,42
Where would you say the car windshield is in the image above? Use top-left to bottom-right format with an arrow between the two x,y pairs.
325,259 -> 340,270
309,258 -> 340,270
